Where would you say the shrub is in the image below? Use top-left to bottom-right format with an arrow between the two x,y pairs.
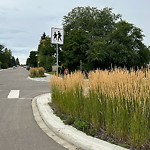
29,67 -> 45,78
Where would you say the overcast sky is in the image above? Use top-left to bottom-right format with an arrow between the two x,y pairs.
0,0 -> 150,64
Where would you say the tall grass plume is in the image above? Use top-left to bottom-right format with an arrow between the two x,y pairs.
50,69 -> 150,149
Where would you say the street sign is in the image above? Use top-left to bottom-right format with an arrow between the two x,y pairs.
51,28 -> 64,45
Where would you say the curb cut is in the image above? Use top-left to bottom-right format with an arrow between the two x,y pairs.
35,93 -> 129,150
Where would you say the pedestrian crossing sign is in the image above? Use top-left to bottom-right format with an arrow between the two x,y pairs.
51,28 -> 64,45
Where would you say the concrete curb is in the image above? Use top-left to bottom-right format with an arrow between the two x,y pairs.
36,93 -> 129,150
28,73 -> 52,82
32,95 -> 78,150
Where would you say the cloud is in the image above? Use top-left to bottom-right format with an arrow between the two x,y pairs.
11,46 -> 36,64
0,6 -> 20,16
0,0 -> 150,65
0,28 -> 25,35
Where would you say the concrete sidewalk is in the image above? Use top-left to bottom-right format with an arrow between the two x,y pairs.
32,93 -> 129,150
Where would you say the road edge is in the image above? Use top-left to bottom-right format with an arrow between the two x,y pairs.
33,93 -> 129,150
32,94 -> 78,150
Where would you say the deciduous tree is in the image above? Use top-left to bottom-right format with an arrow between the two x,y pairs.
37,33 -> 55,71
62,6 -> 150,71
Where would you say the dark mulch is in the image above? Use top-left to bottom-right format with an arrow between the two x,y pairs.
94,129 -> 150,150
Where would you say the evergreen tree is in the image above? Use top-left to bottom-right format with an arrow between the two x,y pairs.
11,56 -> 16,67
26,51 -> 38,67
0,44 -> 18,68
16,58 -> 20,66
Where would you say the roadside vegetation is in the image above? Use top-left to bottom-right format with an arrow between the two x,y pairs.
51,69 -> 150,150
0,44 -> 20,69
26,6 -> 150,73
25,6 -> 150,150
29,67 -> 45,78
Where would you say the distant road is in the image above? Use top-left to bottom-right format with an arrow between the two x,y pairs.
0,67 -> 66,150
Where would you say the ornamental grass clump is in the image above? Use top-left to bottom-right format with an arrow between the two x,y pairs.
51,72 -> 84,120
29,67 -> 45,78
51,69 -> 150,149
88,69 -> 150,149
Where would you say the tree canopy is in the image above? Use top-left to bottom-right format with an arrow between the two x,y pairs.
26,51 -> 38,67
62,6 -> 150,71
26,6 -> 150,72
37,33 -> 56,71
0,44 -> 18,69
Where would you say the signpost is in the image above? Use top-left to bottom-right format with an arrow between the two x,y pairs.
51,28 -> 64,75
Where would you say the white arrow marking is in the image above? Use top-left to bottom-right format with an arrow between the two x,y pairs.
8,90 -> 20,99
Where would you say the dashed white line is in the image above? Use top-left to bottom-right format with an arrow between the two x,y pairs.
8,90 -> 20,98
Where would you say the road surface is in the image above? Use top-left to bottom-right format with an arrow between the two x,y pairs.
0,67 -> 66,150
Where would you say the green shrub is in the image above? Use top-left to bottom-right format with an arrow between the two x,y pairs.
73,120 -> 90,132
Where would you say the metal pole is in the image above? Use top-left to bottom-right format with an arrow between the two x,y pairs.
56,43 -> 58,75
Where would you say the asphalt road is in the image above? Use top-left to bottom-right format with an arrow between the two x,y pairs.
0,67 -> 66,150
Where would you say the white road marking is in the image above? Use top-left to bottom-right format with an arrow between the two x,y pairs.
19,98 -> 32,100
8,90 -> 20,98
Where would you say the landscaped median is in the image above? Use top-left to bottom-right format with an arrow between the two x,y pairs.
31,69 -> 150,149
50,70 -> 150,150
29,67 -> 46,78
35,93 -> 128,150
28,67 -> 51,82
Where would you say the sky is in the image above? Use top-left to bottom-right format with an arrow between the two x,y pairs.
0,0 -> 150,64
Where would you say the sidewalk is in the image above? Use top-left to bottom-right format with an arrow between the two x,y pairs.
32,93 -> 129,150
